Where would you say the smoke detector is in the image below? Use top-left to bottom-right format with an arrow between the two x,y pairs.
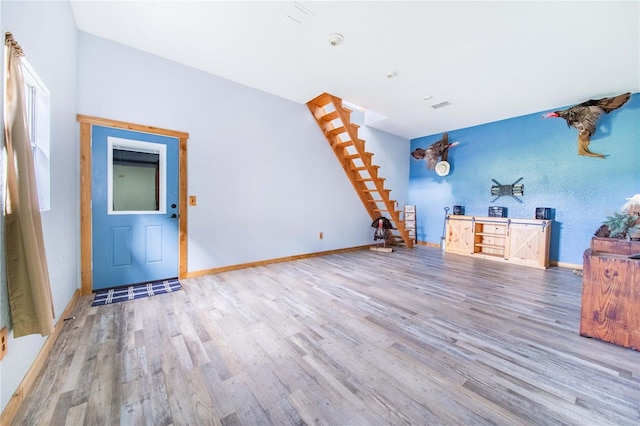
328,33 -> 344,46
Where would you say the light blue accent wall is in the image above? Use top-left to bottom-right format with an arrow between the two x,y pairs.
0,0 -> 78,413
409,93 -> 640,265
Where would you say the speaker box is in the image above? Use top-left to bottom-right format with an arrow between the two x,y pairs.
535,207 -> 552,220
488,206 -> 507,217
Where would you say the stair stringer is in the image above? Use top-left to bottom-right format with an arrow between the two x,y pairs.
306,93 -> 413,248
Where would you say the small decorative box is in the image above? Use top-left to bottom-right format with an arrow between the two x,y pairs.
488,206 -> 507,217
535,207 -> 552,220
453,205 -> 465,215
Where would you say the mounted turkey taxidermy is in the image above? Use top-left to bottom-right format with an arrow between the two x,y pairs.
543,92 -> 631,158
411,132 -> 459,174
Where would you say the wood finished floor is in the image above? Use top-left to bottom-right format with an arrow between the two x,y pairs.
11,246 -> 640,425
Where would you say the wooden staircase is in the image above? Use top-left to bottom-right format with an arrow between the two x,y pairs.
306,93 -> 413,248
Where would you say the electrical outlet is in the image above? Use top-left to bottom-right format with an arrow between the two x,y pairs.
0,327 -> 8,360
319,231 -> 324,240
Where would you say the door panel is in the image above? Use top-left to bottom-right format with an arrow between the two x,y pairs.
146,225 -> 164,263
92,125 -> 179,290
445,216 -> 474,254
112,226 -> 132,266
508,223 -> 547,267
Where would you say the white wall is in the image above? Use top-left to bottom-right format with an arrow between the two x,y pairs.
0,0 -> 79,413
0,3 -> 409,414
354,109 -> 410,211
76,31 -> 411,273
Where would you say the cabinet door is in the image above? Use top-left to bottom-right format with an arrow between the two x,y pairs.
446,217 -> 474,254
508,222 -> 550,267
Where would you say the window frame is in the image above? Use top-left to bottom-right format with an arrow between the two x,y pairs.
21,57 -> 51,212
107,137 -> 167,215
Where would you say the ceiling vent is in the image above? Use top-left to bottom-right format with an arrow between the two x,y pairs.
431,101 -> 451,109
282,3 -> 312,28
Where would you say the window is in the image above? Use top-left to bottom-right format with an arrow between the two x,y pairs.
21,57 -> 50,211
107,137 -> 167,214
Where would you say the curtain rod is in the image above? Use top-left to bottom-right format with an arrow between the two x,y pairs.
5,32 -> 25,57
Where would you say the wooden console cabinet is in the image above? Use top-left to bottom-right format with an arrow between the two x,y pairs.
580,238 -> 640,351
445,215 -> 552,269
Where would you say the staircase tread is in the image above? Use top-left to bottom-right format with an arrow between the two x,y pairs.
307,93 -> 335,107
344,153 -> 373,159
330,123 -> 360,134
320,111 -> 340,121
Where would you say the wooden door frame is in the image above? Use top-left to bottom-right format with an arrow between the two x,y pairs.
77,115 -> 189,296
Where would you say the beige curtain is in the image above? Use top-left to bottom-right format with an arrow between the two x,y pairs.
3,32 -> 54,337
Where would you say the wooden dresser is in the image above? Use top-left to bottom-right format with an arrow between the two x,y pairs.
580,238 -> 640,351
445,215 -> 552,269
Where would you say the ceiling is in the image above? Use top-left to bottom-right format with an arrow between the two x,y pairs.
69,1 -> 639,139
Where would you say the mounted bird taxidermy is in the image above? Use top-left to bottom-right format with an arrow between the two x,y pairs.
543,92 -> 631,158
411,132 -> 459,176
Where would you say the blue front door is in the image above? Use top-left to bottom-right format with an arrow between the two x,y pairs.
91,125 -> 179,290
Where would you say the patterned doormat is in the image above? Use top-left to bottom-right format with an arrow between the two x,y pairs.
92,278 -> 182,306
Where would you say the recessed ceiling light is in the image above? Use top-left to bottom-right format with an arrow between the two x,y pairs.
328,33 -> 344,46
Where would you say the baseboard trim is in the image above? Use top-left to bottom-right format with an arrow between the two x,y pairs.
185,245 -> 374,278
417,240 -> 582,270
417,241 -> 440,248
0,289 -> 81,425
552,261 -> 582,270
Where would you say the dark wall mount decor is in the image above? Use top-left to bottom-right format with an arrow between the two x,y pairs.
491,177 -> 524,203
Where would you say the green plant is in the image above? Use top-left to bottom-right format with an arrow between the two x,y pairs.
602,211 -> 640,239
